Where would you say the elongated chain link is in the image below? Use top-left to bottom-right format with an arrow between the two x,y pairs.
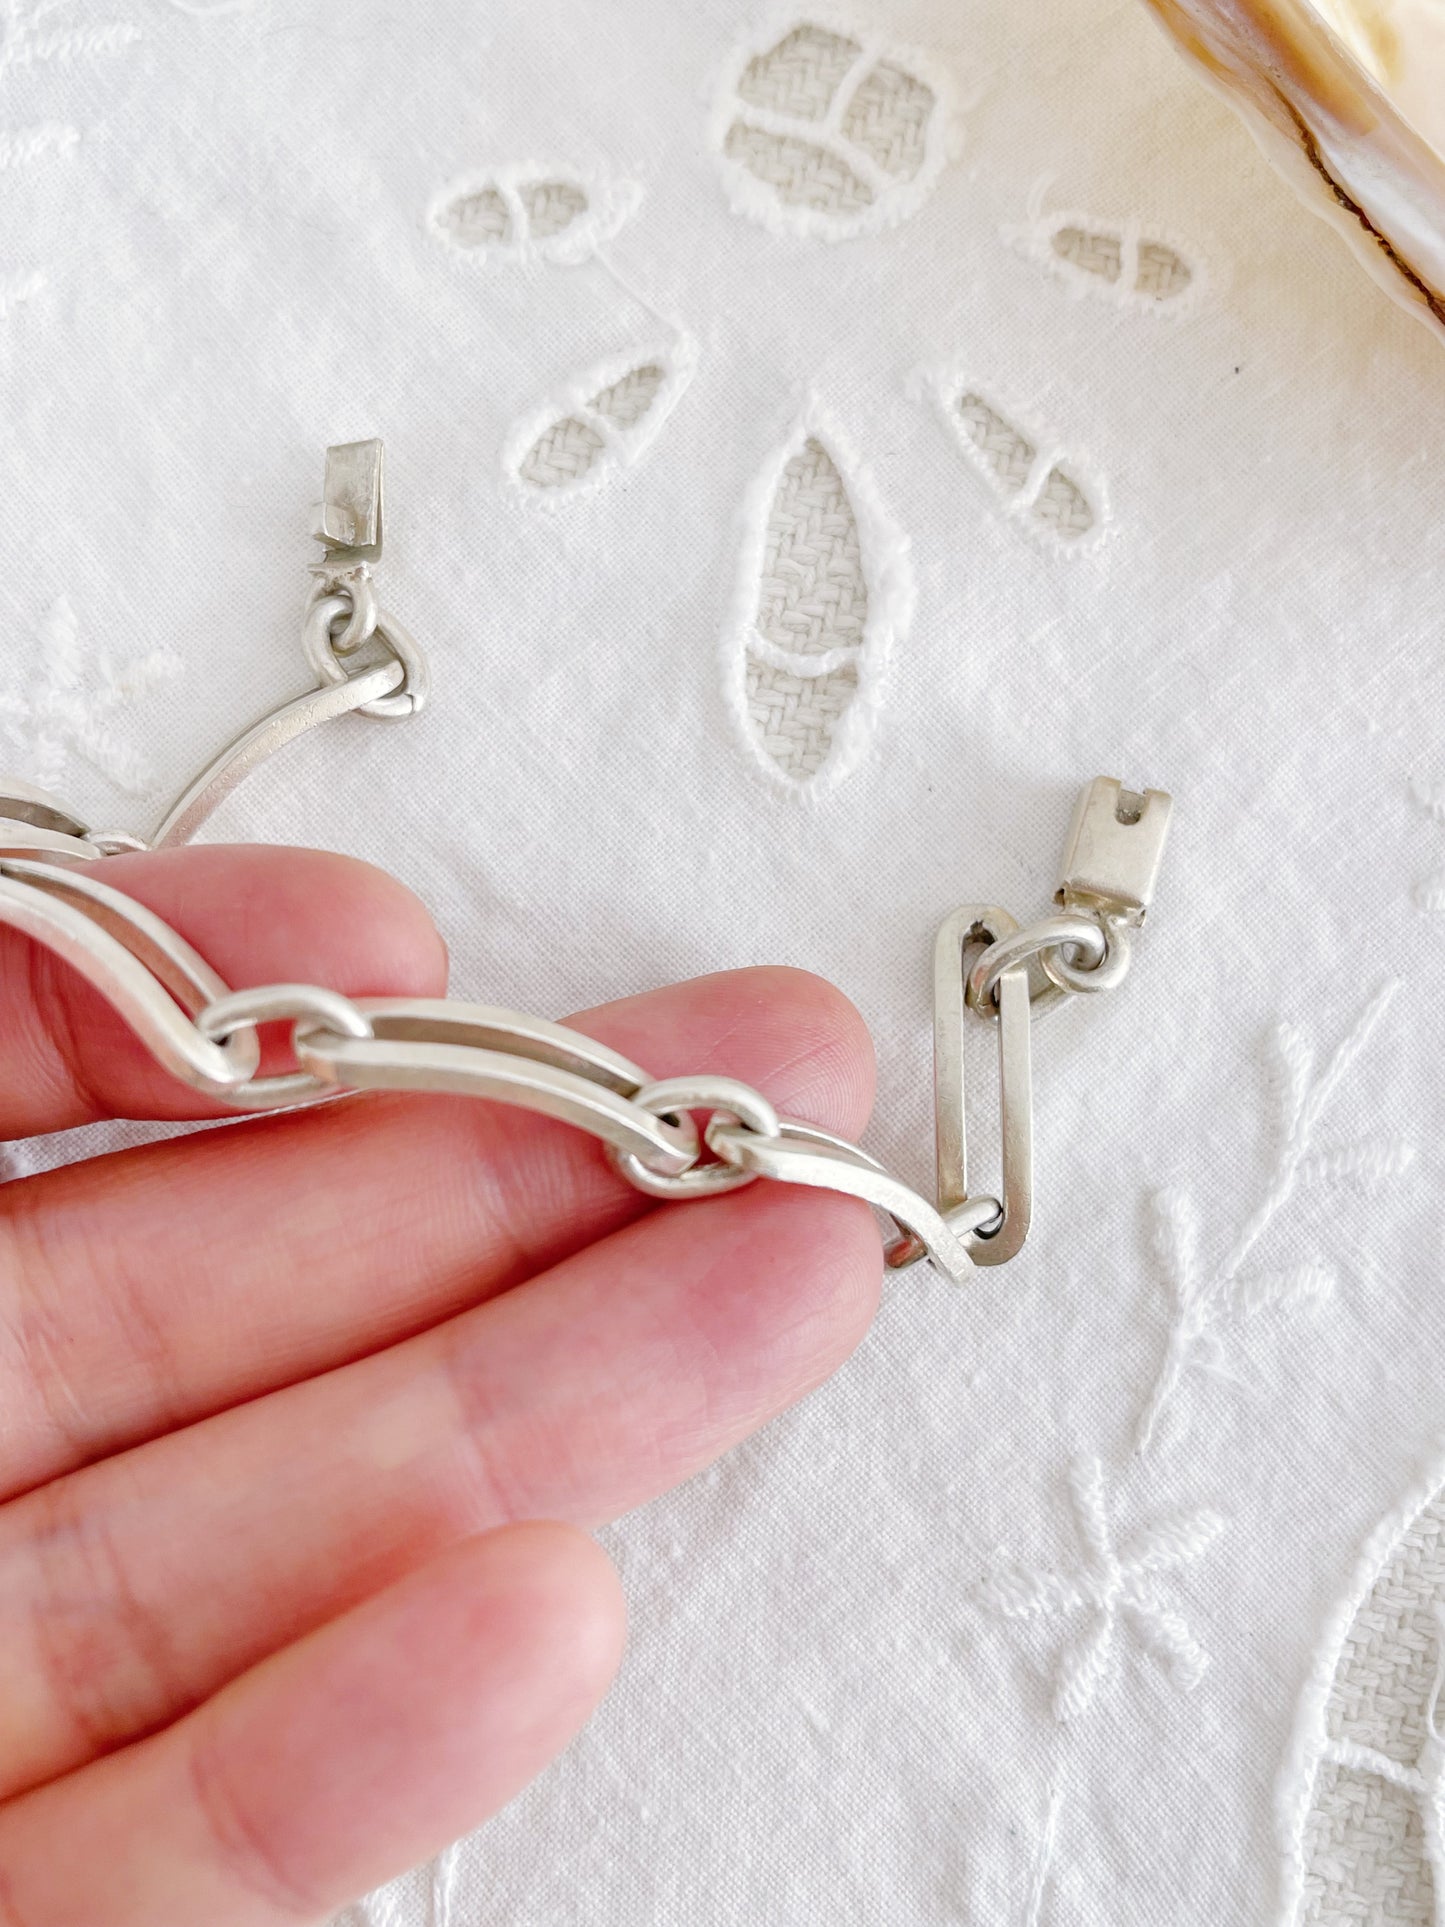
0,444 -> 1175,1279
0,850 -> 980,1283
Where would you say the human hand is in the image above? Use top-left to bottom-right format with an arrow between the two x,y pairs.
0,844 -> 880,1925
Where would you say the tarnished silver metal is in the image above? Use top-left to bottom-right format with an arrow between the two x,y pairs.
612,1075 -> 781,1199
151,658 -> 405,849
933,906 -> 1033,1266
964,911 -> 1108,1017
0,860 -> 258,1093
1055,776 -> 1173,925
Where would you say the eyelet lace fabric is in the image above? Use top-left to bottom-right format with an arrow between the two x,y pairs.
2,1 -> 1444,1921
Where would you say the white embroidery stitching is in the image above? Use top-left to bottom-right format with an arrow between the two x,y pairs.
0,597 -> 183,795
1135,985 -> 1408,1455
909,367 -> 1108,555
710,16 -> 957,241
501,335 -> 698,504
1022,1781 -> 1065,1926
0,119 -> 76,168
427,164 -> 641,267
1279,1449 -> 1445,1924
721,398 -> 911,795
0,0 -> 143,310
1004,179 -> 1209,317
979,1455 -> 1224,1723
0,4 -> 139,77
428,1844 -> 460,1926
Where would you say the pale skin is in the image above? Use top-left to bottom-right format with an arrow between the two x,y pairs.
0,842 -> 882,1925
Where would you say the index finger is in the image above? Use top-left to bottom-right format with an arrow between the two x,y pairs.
0,845 -> 449,1137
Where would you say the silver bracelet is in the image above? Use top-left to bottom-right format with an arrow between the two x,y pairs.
0,442 -> 1172,1286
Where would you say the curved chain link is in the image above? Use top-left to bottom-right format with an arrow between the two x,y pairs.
0,449 -> 1170,1281
964,911 -> 1110,1016
0,858 -> 978,1285
302,592 -> 429,722
0,858 -> 259,1094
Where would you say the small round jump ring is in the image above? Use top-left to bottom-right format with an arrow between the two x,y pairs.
1041,917 -> 1133,996
306,571 -> 378,657
611,1074 -> 781,1200
965,913 -> 1107,1015
302,594 -> 430,722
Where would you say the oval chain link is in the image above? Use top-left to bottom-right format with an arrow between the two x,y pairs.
196,983 -> 376,1111
609,1076 -> 781,1200
0,857 -> 977,1284
307,569 -> 378,658
965,909 -> 1130,1016
302,591 -> 429,722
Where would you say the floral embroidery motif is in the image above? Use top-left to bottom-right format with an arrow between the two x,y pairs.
0,120 -> 76,169
712,20 -> 956,241
0,2 -> 139,80
1004,185 -> 1207,316
980,1456 -> 1224,1723
910,370 -> 1106,554
0,597 -> 182,795
428,165 -> 640,266
1280,1460 -> 1445,1924
722,401 -> 911,794
1134,986 -> 1408,1454
0,0 -> 143,312
502,336 -> 697,502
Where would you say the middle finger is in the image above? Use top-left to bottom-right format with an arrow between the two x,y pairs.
0,1176 -> 881,1800
0,965 -> 872,1500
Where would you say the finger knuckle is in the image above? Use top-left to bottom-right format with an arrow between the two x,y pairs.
23,1471 -> 190,1775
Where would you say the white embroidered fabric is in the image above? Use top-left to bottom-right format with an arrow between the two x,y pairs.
2,0 -> 1444,1920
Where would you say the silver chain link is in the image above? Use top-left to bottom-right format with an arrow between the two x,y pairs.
0,443 -> 1175,1280
0,859 -> 984,1279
